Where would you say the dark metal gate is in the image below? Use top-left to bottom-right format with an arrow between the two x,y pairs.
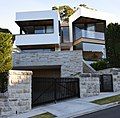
32,77 -> 80,107
100,74 -> 113,92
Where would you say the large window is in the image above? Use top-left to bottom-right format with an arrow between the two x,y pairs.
61,26 -> 69,43
19,19 -> 54,34
35,26 -> 45,34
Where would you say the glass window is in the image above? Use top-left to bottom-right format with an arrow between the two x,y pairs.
62,26 -> 69,42
74,26 -> 82,40
87,24 -> 95,31
46,26 -> 53,33
24,26 -> 34,34
35,26 -> 45,34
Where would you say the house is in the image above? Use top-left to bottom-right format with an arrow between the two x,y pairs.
13,7 -> 120,76
1,8 -> 120,116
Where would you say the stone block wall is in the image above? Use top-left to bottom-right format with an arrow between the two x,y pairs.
0,70 -> 32,117
113,72 -> 120,92
99,68 -> 120,92
74,73 -> 100,98
13,50 -> 83,77
0,93 -> 12,117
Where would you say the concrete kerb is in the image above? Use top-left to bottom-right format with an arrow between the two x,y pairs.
58,102 -> 120,118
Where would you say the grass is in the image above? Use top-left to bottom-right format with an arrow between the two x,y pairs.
31,112 -> 56,118
91,94 -> 120,105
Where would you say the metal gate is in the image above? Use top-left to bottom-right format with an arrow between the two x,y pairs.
100,74 -> 113,92
32,77 -> 80,107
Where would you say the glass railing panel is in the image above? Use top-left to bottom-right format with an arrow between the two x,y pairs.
74,29 -> 105,40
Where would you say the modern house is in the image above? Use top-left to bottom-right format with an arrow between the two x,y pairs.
13,7 -> 120,77
3,7 -> 119,115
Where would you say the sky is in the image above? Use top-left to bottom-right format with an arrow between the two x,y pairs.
0,0 -> 120,34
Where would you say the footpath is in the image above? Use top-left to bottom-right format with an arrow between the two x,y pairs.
9,91 -> 120,118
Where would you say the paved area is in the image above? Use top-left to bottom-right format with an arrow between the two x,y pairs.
9,91 -> 120,118
75,105 -> 120,118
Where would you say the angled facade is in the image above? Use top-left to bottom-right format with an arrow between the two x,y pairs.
69,7 -> 120,63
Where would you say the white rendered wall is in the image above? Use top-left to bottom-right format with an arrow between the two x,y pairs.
15,10 -> 60,46
15,34 -> 60,45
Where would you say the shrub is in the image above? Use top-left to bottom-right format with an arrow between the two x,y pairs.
90,59 -> 108,71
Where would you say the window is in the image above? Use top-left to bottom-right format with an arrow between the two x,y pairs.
87,24 -> 95,31
61,26 -> 69,43
35,26 -> 45,34
46,26 -> 53,33
19,19 -> 54,35
24,26 -> 34,34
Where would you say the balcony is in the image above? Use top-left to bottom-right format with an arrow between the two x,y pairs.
15,33 -> 60,46
74,29 -> 105,41
73,30 -> 105,45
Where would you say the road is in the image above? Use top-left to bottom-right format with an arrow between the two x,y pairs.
75,105 -> 120,118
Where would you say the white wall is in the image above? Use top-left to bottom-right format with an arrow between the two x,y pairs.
16,10 -> 60,21
15,10 -> 60,46
15,34 -> 60,45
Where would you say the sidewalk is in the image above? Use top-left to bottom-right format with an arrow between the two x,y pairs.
9,91 -> 120,118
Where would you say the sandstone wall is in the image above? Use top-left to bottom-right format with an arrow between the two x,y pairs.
13,50 -> 83,77
99,68 -> 120,92
0,70 -> 32,117
74,73 -> 100,98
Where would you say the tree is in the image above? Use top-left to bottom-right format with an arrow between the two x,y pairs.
74,4 -> 97,11
52,5 -> 74,22
0,32 -> 13,73
105,23 -> 120,68
0,32 -> 13,93
0,28 -> 11,34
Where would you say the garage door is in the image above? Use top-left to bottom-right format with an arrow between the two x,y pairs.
13,66 -> 61,78
31,68 -> 61,78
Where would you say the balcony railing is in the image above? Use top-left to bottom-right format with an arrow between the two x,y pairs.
74,29 -> 105,41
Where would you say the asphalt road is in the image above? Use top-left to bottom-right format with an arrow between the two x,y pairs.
75,105 -> 120,118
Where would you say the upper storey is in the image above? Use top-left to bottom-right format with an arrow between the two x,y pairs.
69,7 -> 120,45
15,10 -> 61,49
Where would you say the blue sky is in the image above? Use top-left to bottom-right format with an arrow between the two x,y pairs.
0,0 -> 120,34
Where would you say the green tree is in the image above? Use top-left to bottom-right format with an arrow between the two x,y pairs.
52,5 -> 74,22
0,28 -> 11,34
0,32 -> 13,92
0,32 -> 13,73
105,23 -> 120,68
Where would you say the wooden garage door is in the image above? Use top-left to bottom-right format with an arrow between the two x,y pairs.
31,68 -> 61,78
